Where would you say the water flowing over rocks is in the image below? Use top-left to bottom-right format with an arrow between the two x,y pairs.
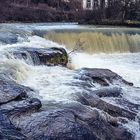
0,35 -> 139,139
0,26 -> 31,44
7,47 -> 68,66
74,68 -> 139,119
75,68 -> 134,86
0,55 -> 137,139
0,32 -> 18,44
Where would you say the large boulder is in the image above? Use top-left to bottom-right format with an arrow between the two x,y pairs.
0,98 -> 42,120
75,68 -> 133,86
7,47 -> 68,66
8,103 -> 133,140
0,75 -> 33,104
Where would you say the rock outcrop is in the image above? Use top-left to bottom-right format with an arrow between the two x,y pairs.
73,68 -> 138,120
7,47 -> 68,66
75,68 -> 134,86
5,103 -> 133,140
0,75 -> 33,104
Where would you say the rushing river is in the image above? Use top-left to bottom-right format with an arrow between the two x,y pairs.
0,23 -> 140,139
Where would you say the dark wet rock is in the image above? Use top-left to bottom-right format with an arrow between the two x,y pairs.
113,98 -> 140,113
65,80 -> 94,90
0,98 -> 42,120
64,68 -> 137,120
8,47 -> 68,66
10,102 -> 133,140
64,103 -> 133,140
89,98 -> 137,120
0,74 -> 42,139
0,75 -> 33,104
74,91 -> 137,120
75,68 -> 133,86
93,86 -> 123,97
0,112 -> 27,140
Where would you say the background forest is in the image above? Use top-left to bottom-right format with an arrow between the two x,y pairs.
0,0 -> 139,24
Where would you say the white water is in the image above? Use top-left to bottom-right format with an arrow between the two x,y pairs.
0,24 -> 140,139
71,52 -> 140,87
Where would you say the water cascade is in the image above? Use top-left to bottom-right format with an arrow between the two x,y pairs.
45,31 -> 140,53
0,24 -> 140,139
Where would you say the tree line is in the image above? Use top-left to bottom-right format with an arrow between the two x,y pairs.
17,0 -> 140,22
0,0 -> 139,24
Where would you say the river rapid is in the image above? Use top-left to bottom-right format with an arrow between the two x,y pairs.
0,23 -> 140,139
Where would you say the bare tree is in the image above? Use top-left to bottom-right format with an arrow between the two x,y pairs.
69,38 -> 85,54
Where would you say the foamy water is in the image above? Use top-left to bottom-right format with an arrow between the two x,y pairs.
71,52 -> 140,87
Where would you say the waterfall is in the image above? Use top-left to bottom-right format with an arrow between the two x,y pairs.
0,59 -> 31,83
45,31 -> 140,53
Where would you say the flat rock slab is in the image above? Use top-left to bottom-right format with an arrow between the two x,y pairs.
7,47 -> 68,66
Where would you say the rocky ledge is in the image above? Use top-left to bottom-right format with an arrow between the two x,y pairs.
0,47 -> 139,140
6,47 -> 68,66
